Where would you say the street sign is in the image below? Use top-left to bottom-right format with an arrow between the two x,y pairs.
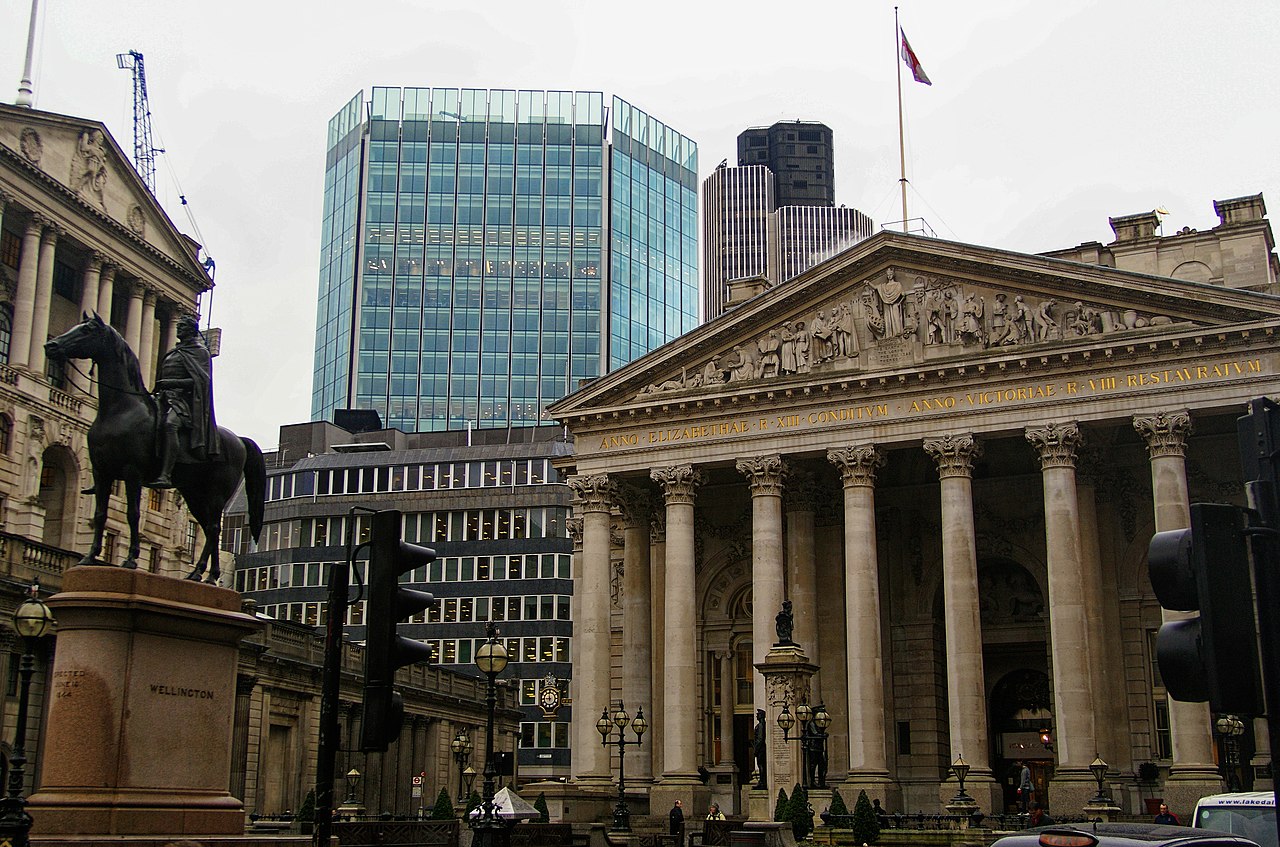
412,775 -> 423,786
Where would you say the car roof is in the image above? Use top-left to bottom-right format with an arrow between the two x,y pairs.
993,822 -> 1260,847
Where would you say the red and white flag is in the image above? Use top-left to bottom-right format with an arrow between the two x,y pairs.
900,29 -> 931,85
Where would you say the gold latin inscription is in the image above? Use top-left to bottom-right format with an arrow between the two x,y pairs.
595,357 -> 1266,451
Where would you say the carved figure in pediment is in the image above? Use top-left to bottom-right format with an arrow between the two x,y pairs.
794,321 -> 811,373
758,330 -> 781,378
726,344 -> 758,382
810,310 -> 834,363
866,267 -> 907,339
72,129 -> 109,207
990,293 -> 1011,345
833,300 -> 858,359
944,288 -> 960,343
780,322 -> 797,373
961,292 -> 985,345
924,288 -> 945,345
1068,301 -> 1100,336
702,357 -> 725,386
1034,299 -> 1059,341
1011,295 -> 1033,343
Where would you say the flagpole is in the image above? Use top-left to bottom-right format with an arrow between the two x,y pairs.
895,6 -> 908,233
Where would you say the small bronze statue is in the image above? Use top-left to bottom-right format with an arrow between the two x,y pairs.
775,599 -> 795,646
753,708 -> 768,788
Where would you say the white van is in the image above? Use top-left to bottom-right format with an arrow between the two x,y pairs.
1193,792 -> 1276,847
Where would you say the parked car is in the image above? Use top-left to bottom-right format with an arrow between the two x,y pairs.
991,822 -> 1260,847
1193,793 -> 1277,847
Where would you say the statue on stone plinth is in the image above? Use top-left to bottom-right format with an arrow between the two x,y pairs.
775,600 -> 795,646
753,709 -> 768,788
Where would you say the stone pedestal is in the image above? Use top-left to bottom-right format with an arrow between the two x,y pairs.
755,644 -> 817,799
27,566 -> 261,836
1082,801 -> 1123,822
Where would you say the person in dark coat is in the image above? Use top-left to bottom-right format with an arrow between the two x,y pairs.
1154,803 -> 1180,825
669,799 -> 685,845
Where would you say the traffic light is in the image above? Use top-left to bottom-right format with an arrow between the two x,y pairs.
1148,502 -> 1262,715
361,509 -> 438,752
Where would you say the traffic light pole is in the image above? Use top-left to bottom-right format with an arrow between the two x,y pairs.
1237,398 -> 1280,831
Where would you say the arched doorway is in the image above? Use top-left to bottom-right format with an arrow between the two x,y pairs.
990,669 -> 1054,812
38,445 -> 79,549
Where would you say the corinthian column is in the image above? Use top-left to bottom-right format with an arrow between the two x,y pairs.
74,253 -> 105,393
828,445 -> 892,794
97,264 -> 116,320
567,474 -> 615,784
923,434 -> 996,803
28,223 -> 60,376
9,216 -> 45,370
737,455 -> 788,712
617,484 -> 653,783
1133,411 -> 1221,794
566,517 -> 584,778
139,287 -> 157,386
784,471 -> 819,692
649,511 -> 667,780
124,280 -> 146,355
1025,423 -> 1097,782
651,464 -> 702,783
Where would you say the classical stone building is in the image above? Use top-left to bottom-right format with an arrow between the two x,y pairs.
549,195 -> 1279,819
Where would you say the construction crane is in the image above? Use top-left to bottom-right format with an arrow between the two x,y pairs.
115,50 -> 162,192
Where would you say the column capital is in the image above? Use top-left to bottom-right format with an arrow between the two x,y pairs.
1025,422 -> 1082,470
651,464 -> 703,505
25,214 -> 49,236
41,222 -> 65,242
566,517 -> 583,551
923,433 -> 983,479
142,286 -> 158,305
783,468 -> 819,512
100,262 -> 118,280
236,674 -> 258,697
568,473 -> 615,513
0,188 -> 11,209
129,278 -> 149,297
827,444 -> 885,487
736,454 -> 787,496
614,483 -> 652,529
1133,410 -> 1193,458
86,252 -> 106,272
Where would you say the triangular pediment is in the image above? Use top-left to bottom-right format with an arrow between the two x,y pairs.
551,231 -> 1280,417
0,105 -> 208,283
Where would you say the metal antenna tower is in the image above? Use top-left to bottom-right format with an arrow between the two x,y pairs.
115,50 -> 162,192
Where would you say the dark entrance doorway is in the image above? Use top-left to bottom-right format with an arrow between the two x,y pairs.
990,668 -> 1055,812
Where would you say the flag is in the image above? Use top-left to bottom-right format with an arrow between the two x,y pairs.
900,29 -> 931,85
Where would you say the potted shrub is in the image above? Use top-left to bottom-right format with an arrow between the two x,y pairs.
1137,762 -> 1163,814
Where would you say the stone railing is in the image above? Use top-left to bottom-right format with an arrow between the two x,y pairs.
47,386 -> 83,414
0,365 -> 18,386
0,532 -> 79,578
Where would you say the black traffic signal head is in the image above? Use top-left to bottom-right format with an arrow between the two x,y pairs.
361,509 -> 438,752
1148,502 -> 1262,715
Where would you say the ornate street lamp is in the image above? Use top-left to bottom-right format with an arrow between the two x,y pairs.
472,622 -> 509,847
809,703 -> 831,789
452,730 -> 473,802
1088,755 -> 1110,805
344,768 -> 361,805
949,755 -> 974,805
597,701 -> 647,831
1215,715 -> 1246,791
0,583 -> 54,847
776,704 -> 795,740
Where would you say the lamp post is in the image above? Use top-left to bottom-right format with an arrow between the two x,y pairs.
808,704 -> 830,789
472,622 -> 509,847
597,702 -> 647,831
344,768 -> 361,806
452,730 -> 473,803
1215,715 -> 1246,791
1088,755 -> 1110,805
0,582 -> 54,847
949,755 -> 973,805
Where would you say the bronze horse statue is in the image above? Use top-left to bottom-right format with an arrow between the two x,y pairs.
45,313 -> 265,582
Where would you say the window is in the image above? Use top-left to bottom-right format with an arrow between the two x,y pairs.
0,414 -> 10,454
0,304 -> 11,364
148,489 -> 162,510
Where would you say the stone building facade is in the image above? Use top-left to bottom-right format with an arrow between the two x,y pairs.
549,196 -> 1280,820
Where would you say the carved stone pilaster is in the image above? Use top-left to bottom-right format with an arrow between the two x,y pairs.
236,674 -> 258,697
614,484 -> 652,529
827,444 -> 885,487
1075,443 -> 1106,487
1025,422 -> 1082,470
651,464 -> 703,505
736,454 -> 787,495
567,473 -> 615,514
566,517 -> 583,552
923,433 -> 982,479
1133,410 -> 1193,458
783,469 -> 818,512
649,510 -> 666,543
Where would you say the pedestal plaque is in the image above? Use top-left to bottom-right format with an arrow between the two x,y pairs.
27,566 -> 261,836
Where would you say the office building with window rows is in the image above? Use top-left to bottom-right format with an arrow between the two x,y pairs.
311,88 -> 698,432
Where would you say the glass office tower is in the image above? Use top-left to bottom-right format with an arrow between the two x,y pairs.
312,88 -> 698,432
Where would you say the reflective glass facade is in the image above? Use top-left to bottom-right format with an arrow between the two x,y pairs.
311,88 -> 698,431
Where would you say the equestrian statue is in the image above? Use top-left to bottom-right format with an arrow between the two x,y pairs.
45,313 -> 265,583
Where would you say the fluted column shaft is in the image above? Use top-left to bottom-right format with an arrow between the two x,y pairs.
618,486 -> 653,782
160,310 -> 179,362
1134,411 -> 1217,773
785,472 -> 819,691
97,265 -> 116,320
1026,422 -> 1096,771
738,455 -> 787,712
923,434 -> 991,776
568,475 -> 615,782
124,280 -> 145,355
649,513 -> 667,780
10,217 -> 45,369
652,464 -> 702,781
70,254 -> 101,393
828,445 -> 890,779
28,224 -> 59,375
139,287 -> 158,386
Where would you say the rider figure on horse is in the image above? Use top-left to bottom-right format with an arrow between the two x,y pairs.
150,315 -> 219,489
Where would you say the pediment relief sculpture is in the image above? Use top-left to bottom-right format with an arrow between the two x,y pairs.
638,266 -> 1186,398
71,129 -> 109,208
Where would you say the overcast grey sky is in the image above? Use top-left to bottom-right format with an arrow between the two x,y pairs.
4,1 -> 1278,448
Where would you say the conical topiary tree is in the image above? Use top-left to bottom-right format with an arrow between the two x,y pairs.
851,790 -> 880,845
431,787 -> 456,819
774,788 -> 791,822
534,792 -> 550,822
828,789 -> 849,822
466,789 -> 482,817
789,784 -> 812,840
